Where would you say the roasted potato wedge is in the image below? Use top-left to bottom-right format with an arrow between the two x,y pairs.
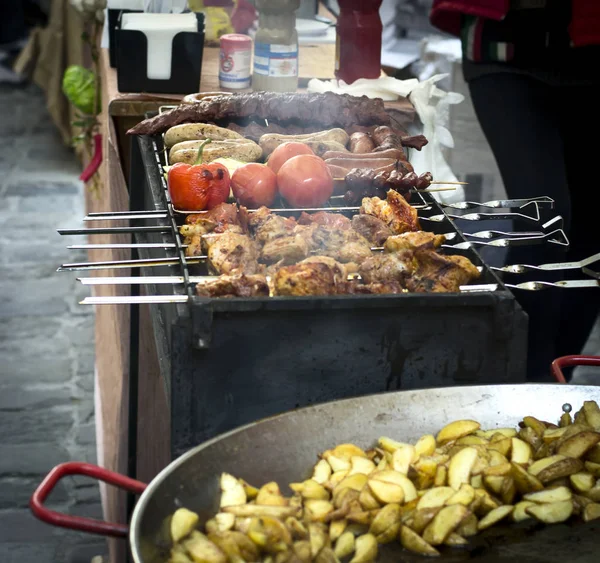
583,503 -> 600,522
448,447 -> 478,490
399,525 -> 440,556
526,500 -> 574,523
183,531 -> 227,563
437,420 -> 481,444
171,508 -> 199,543
556,431 -> 600,459
349,533 -> 378,563
417,487 -> 455,510
334,531 -> 355,559
422,504 -> 470,546
477,505 -> 513,530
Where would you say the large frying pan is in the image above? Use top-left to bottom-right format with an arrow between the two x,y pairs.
32,377 -> 600,562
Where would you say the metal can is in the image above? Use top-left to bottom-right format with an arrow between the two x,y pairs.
219,34 -> 252,90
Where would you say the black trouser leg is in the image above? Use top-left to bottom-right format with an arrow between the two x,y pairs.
554,82 -> 600,361
466,71 -> 598,380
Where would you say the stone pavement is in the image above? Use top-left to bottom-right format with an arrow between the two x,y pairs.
0,83 -> 106,562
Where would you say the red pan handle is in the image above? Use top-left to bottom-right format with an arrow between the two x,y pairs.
30,462 -> 147,538
551,355 -> 600,384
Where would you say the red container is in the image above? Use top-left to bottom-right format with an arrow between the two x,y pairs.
335,0 -> 383,84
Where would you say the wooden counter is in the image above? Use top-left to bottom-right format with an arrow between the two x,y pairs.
94,40 -> 338,563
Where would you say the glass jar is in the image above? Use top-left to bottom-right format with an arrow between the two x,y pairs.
252,0 -> 300,93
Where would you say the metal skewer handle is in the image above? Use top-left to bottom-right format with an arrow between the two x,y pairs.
444,228 -> 569,250
506,280 -> 599,291
494,252 -> 600,275
441,196 -> 554,210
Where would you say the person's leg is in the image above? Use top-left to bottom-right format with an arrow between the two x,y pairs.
466,70 -> 570,381
554,81 -> 600,362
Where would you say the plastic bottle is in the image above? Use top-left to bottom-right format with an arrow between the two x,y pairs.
252,0 -> 300,93
336,0 -> 383,84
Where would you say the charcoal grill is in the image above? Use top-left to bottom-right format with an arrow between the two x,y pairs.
56,122 -> 598,460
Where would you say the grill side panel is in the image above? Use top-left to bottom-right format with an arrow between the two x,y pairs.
170,296 -> 527,459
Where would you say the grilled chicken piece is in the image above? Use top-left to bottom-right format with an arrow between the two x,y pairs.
359,250 -> 416,284
274,259 -> 344,296
298,211 -> 352,230
360,190 -> 420,234
185,203 -> 248,231
351,214 -> 393,246
261,233 -> 310,265
406,251 -> 480,293
339,280 -> 404,295
384,231 -> 446,252
310,226 -> 372,264
300,256 -> 348,283
181,204 -> 249,257
249,206 -> 297,244
202,232 -> 260,275
196,274 -> 269,298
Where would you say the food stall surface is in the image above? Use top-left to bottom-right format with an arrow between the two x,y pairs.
0,83 -> 105,562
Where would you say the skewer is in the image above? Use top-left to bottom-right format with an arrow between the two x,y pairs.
67,243 -> 187,250
83,212 -> 169,221
78,284 -> 501,304
505,280 -> 599,291
445,228 -> 569,250
58,226 -> 171,235
57,256 -> 203,271
493,252 -> 600,275
431,181 -> 468,185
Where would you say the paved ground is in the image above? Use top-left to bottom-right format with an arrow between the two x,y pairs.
0,83 -> 106,562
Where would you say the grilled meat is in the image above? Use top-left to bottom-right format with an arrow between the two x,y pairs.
298,211 -> 352,230
260,233 -> 310,265
339,280 -> 404,294
249,206 -> 297,244
300,256 -> 348,283
128,92 -> 391,136
372,126 -> 407,156
181,204 -> 250,256
406,251 -> 480,293
274,261 -> 340,297
196,274 -> 269,298
359,250 -> 416,285
360,190 -> 420,234
202,232 -> 260,275
310,225 -> 373,264
384,231 -> 446,252
351,215 -> 393,246
184,203 -> 246,230
400,134 -> 428,151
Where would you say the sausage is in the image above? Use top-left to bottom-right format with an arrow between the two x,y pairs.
324,157 -> 397,173
321,148 -> 405,161
349,132 -> 375,154
326,164 -> 351,180
397,172 -> 418,189
372,125 -> 406,157
372,126 -> 393,146
415,172 -> 433,189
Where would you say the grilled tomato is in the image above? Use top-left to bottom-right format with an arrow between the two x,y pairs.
231,163 -> 278,208
277,154 -> 334,208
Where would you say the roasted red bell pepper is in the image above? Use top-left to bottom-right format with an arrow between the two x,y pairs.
167,139 -> 231,211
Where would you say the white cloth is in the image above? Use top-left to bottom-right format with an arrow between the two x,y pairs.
307,74 -> 465,203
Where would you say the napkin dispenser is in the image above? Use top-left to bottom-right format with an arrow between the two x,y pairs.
115,11 -> 205,94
